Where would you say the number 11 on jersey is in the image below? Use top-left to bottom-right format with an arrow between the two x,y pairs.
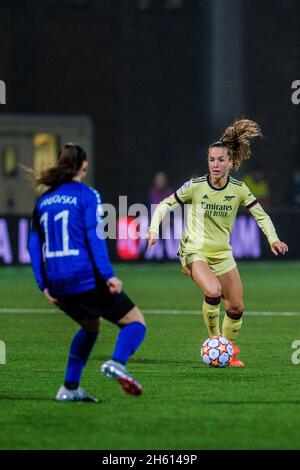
40,210 -> 80,258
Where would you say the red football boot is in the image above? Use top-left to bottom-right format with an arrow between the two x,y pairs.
229,343 -> 245,366
232,343 -> 240,357
229,357 -> 245,367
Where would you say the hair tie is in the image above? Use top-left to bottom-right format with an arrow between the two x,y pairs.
210,140 -> 223,147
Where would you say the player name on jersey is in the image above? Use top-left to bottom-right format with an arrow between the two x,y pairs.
40,195 -> 77,208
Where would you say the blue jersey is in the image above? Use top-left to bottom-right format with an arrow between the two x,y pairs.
28,181 -> 115,296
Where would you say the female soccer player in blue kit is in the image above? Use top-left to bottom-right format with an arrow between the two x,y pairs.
28,144 -> 146,401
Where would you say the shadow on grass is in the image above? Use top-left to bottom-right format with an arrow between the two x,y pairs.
0,396 -> 102,403
0,394 -> 299,406
93,355 -> 192,365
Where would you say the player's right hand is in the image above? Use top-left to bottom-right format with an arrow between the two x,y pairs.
146,231 -> 158,250
107,277 -> 123,294
43,288 -> 59,305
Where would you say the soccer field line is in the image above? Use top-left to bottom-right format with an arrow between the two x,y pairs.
145,310 -> 300,317
0,307 -> 300,317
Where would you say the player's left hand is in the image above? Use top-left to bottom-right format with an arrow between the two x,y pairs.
107,277 -> 123,294
271,240 -> 289,256
182,266 -> 192,277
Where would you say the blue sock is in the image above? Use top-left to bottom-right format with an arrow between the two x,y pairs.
64,329 -> 98,388
112,322 -> 146,365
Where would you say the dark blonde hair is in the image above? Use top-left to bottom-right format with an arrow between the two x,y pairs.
210,119 -> 262,170
23,143 -> 87,190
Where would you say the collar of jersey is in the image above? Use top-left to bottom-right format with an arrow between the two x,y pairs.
206,174 -> 230,191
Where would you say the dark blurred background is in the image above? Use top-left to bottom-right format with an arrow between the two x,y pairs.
0,0 -> 299,207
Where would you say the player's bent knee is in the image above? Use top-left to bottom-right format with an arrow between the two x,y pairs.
205,285 -> 222,300
205,294 -> 222,305
118,306 -> 146,327
226,310 -> 244,320
79,317 -> 101,333
227,301 -> 244,313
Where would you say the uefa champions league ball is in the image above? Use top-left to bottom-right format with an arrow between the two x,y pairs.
201,336 -> 234,367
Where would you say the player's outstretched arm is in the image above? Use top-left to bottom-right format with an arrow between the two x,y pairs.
247,200 -> 288,257
147,188 -> 188,250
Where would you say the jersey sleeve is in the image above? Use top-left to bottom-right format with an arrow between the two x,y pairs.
239,183 -> 279,245
239,182 -> 258,209
83,187 -> 115,281
148,193 -> 180,236
248,202 -> 279,245
148,180 -> 192,235
175,179 -> 193,204
28,207 -> 47,291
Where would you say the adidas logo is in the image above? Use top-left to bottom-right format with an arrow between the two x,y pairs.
202,194 -> 209,199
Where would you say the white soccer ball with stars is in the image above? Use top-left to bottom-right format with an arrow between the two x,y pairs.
201,336 -> 234,367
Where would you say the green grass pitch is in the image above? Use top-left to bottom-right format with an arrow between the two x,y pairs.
0,261 -> 300,450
